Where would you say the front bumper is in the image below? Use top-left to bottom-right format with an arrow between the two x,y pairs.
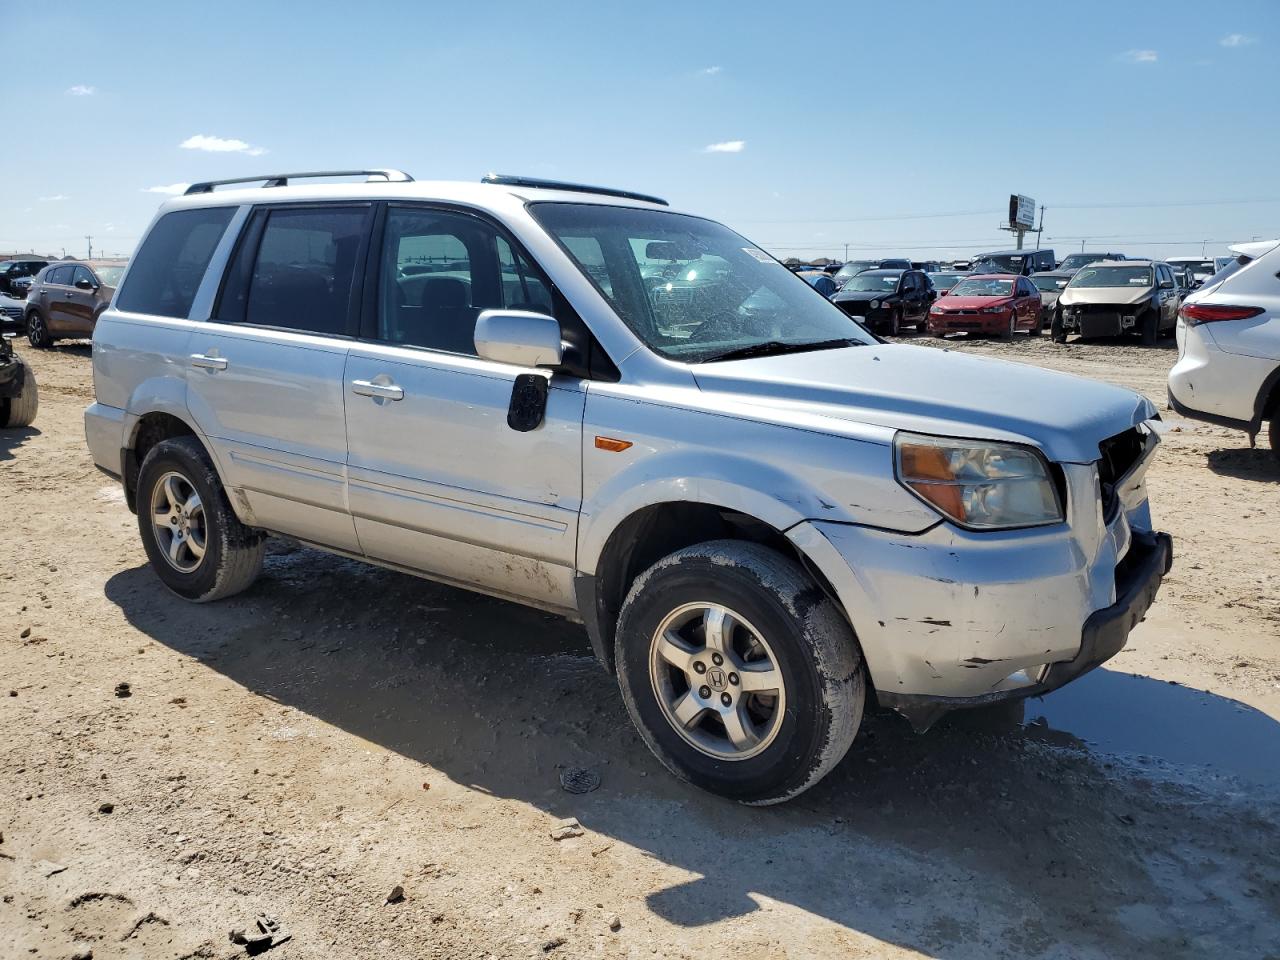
1060,303 -> 1147,337
927,312 -> 1008,334
877,530 -> 1171,730
787,453 -> 1170,730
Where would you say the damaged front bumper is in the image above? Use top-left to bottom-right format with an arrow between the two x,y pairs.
876,530 -> 1171,730
788,442 -> 1172,732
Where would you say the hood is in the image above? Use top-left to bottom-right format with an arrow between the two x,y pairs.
934,295 -> 1011,310
1059,284 -> 1153,307
691,344 -> 1156,463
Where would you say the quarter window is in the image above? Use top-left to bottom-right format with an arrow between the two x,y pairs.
116,207 -> 236,318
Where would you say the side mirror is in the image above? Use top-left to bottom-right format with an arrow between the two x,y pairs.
474,309 -> 564,368
1159,280 -> 1174,289
75,277 -> 96,291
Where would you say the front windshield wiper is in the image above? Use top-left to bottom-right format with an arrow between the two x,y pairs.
700,338 -> 863,363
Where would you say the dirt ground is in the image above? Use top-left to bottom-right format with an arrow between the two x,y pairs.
2,332 -> 1277,960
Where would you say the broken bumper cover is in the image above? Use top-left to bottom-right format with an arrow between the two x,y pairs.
876,530 -> 1172,730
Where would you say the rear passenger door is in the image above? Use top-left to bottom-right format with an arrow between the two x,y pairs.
343,204 -> 585,611
185,204 -> 372,552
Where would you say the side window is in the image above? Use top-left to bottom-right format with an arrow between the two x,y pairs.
46,266 -> 66,286
496,237 -> 553,314
239,207 -> 368,335
72,265 -> 95,288
116,207 -> 236,317
377,207 -> 509,355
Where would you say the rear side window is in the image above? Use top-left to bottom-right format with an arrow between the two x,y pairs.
48,266 -> 72,285
241,207 -> 368,335
116,207 -> 235,317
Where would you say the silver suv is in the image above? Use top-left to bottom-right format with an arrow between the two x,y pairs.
86,170 -> 1172,804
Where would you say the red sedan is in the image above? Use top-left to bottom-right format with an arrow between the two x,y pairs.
926,274 -> 1043,338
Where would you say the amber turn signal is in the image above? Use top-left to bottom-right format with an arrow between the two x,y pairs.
595,436 -> 633,452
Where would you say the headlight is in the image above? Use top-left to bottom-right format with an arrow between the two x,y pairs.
929,306 -> 943,315
870,299 -> 880,310
979,304 -> 1006,314
894,432 -> 1063,530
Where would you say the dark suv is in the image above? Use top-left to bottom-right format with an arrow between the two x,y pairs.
0,259 -> 50,297
24,260 -> 128,348
971,249 -> 1056,276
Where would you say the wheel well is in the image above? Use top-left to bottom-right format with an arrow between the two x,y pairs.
586,502 -> 843,673
123,413 -> 198,512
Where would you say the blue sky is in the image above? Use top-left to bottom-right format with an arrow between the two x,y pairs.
2,0 -> 1276,262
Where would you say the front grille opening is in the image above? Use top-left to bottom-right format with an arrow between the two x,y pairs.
1097,427 -> 1145,517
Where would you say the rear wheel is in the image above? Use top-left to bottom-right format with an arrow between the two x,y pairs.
26,311 -> 52,349
614,540 -> 865,805
1,364 -> 38,428
136,436 -> 266,602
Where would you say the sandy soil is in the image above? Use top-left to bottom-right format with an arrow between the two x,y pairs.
1,333 -> 1277,960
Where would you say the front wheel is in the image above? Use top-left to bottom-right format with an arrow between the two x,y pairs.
1269,411 -> 1279,464
1140,310 -> 1159,346
1051,309 -> 1067,343
614,540 -> 865,805
136,436 -> 266,602
26,311 -> 52,349
1,364 -> 38,428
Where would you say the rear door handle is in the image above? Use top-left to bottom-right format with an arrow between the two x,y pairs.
190,354 -> 228,370
351,379 -> 404,401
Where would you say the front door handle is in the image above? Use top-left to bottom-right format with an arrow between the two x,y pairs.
351,379 -> 404,401
191,354 -> 228,370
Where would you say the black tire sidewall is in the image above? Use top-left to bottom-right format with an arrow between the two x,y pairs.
136,439 -> 235,601
615,548 -> 859,803
27,310 -> 50,348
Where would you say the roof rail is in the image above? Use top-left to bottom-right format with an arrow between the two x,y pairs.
184,169 -> 413,196
481,173 -> 668,207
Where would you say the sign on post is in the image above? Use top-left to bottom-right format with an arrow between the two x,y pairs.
1008,194 -> 1036,230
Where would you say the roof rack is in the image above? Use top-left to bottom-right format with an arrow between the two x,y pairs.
481,173 -> 668,207
184,169 -> 413,196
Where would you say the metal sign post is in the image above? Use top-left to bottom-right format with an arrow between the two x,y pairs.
1002,194 -> 1036,250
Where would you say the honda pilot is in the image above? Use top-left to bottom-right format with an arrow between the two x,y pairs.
84,170 -> 1172,804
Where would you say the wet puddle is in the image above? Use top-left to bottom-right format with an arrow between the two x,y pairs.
1021,668 -> 1280,789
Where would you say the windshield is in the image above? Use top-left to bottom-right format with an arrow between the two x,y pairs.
928,272 -> 965,288
530,203 -> 876,362
950,278 -> 1013,297
1069,265 -> 1153,288
94,265 -> 126,287
841,274 -> 900,293
834,260 -> 875,279
1059,253 -> 1114,271
1031,275 -> 1066,292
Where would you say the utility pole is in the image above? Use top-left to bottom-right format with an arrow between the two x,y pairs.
85,236 -> 93,260
1035,205 -> 1045,251
843,242 -> 849,261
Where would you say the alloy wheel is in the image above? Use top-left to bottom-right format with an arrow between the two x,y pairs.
648,602 -> 786,760
149,470 -> 207,573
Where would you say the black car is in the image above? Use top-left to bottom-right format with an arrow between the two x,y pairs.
831,268 -> 931,335
970,249 -> 1055,276
0,260 -> 50,297
1,333 -> 38,428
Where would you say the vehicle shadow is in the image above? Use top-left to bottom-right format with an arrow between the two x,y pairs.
1206,446 -> 1279,483
0,425 -> 40,461
48,341 -> 93,358
103,546 -> 1280,958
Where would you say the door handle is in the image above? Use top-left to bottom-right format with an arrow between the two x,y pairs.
351,379 -> 404,401
190,354 -> 228,370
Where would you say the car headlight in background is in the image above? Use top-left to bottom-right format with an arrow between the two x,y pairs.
894,432 -> 1063,529
979,304 -> 1007,314
929,306 -> 944,314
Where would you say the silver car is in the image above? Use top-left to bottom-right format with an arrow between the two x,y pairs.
85,170 -> 1172,804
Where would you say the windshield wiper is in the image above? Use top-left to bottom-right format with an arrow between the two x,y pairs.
700,338 -> 863,363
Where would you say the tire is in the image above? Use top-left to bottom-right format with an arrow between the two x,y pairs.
614,540 -> 865,805
26,310 -> 52,349
1051,309 -> 1067,343
1140,310 -> 1158,346
136,436 -> 266,602
1029,310 -> 1043,336
887,309 -> 900,337
1,364 -> 38,428
1002,314 -> 1016,340
1269,411 -> 1279,464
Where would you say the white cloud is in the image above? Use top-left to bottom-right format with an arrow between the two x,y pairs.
38,194 -> 69,202
180,134 -> 267,156
67,84 -> 96,96
1119,49 -> 1158,63
699,66 -> 723,75
704,140 -> 745,153
1220,33 -> 1257,47
141,183 -> 191,195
